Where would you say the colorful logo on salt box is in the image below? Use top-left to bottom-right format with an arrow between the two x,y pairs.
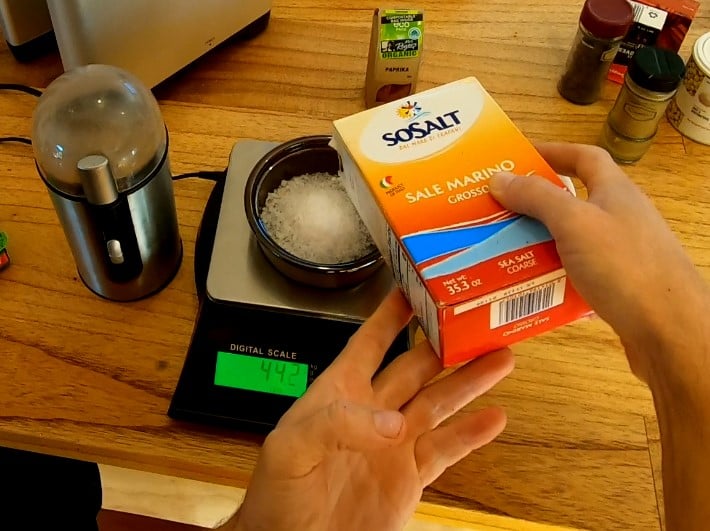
396,101 -> 425,121
359,81 -> 484,164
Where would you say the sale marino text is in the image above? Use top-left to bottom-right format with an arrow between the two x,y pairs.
404,160 -> 516,205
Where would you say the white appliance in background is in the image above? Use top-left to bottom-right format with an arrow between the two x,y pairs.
47,0 -> 273,87
1,0 -> 272,88
0,0 -> 53,61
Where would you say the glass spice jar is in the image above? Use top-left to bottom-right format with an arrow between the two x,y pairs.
558,0 -> 634,105
600,46 -> 686,164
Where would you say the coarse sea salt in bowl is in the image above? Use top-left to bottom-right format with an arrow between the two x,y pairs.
244,135 -> 382,289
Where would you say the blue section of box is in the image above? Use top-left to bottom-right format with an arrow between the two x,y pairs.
402,218 -> 518,264
417,216 -> 552,279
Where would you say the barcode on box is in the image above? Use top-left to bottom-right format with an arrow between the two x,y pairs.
490,277 -> 566,329
628,1 -> 668,31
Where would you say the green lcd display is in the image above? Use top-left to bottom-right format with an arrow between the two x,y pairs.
214,352 -> 309,398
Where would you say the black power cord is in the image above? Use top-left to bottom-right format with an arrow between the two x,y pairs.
0,83 -> 43,97
172,170 -> 226,182
0,136 -> 32,145
1,83 -> 42,145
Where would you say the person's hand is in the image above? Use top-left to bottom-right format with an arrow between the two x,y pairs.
489,142 -> 710,384
231,290 -> 514,531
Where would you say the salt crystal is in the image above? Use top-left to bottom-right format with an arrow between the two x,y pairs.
260,172 -> 376,264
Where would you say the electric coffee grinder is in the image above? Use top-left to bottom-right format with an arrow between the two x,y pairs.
169,138 -> 411,432
32,64 -> 182,301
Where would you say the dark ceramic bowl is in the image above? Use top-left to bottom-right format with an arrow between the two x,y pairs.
244,135 -> 383,289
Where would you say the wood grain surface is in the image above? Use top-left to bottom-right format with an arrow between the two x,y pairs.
1,2 -> 709,530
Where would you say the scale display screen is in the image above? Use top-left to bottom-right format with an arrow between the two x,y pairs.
214,351 -> 309,398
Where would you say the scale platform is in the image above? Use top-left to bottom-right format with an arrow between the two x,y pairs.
169,140 -> 411,433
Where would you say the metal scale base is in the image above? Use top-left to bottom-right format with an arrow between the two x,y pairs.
168,140 -> 410,433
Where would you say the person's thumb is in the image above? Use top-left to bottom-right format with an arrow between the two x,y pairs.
489,172 -> 576,234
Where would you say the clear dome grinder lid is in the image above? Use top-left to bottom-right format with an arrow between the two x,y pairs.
32,64 -> 166,198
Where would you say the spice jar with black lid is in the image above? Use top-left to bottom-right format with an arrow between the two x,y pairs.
558,0 -> 634,105
600,46 -> 686,163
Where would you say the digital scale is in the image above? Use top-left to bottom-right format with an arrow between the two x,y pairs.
168,140 -> 411,433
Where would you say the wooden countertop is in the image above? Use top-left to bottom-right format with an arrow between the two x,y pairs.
1,2 -> 709,529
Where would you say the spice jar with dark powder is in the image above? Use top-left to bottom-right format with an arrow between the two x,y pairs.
558,0 -> 634,105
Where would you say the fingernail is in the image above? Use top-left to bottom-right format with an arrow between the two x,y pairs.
489,172 -> 516,195
373,410 -> 404,438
